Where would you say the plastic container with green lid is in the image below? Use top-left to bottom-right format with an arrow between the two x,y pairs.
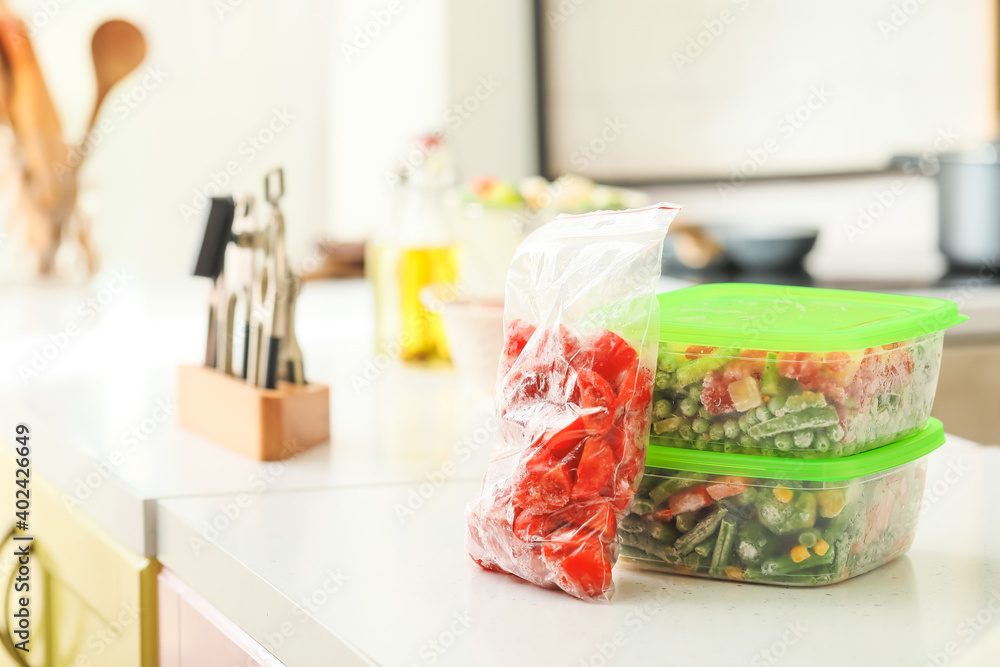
620,419 -> 945,586
650,284 -> 966,458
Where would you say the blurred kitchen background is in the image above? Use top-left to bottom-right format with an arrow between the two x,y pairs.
2,0 -> 999,440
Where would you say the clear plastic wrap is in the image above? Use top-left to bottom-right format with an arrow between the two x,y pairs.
465,204 -> 680,600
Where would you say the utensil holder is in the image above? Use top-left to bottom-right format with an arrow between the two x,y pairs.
177,364 -> 330,461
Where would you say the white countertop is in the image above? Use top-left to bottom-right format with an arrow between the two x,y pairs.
156,436 -> 1000,667
0,279 -> 495,555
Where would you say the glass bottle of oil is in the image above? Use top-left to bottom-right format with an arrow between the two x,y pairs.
369,135 -> 458,363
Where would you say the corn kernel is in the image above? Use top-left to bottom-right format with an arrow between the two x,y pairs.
725,566 -> 744,580
790,545 -> 811,563
773,486 -> 794,503
814,539 -> 830,556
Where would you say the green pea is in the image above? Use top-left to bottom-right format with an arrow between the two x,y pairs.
679,397 -> 699,417
723,420 -> 741,439
652,399 -> 672,421
655,371 -> 671,391
709,423 -> 726,441
755,406 -> 771,423
692,418 -> 710,434
698,407 -> 712,420
678,424 -> 694,440
768,395 -> 786,415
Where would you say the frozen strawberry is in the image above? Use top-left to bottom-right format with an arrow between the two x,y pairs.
576,369 -> 617,436
577,329 -> 639,392
701,371 -> 736,415
572,435 -> 615,498
500,319 -> 537,375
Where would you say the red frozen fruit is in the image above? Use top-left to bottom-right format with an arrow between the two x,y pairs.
512,462 -> 572,511
572,435 -> 615,499
822,351 -> 852,373
578,330 -> 639,391
542,530 -> 612,599
701,371 -> 736,415
538,416 -> 587,461
603,423 -> 625,462
776,352 -> 821,381
617,364 -> 652,412
883,348 -> 913,392
513,508 -> 554,542
500,319 -> 537,371
576,369 -> 617,436
535,324 -> 581,362
551,499 -> 617,540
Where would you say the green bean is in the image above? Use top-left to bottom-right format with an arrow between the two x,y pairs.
747,407 -> 839,439
760,546 -> 836,576
826,424 -> 845,441
793,429 -> 815,449
709,518 -> 739,577
735,522 -> 777,567
649,520 -> 680,544
675,507 -> 728,555
675,348 -> 740,386
620,532 -> 681,564
632,498 -> 655,516
773,433 -> 793,451
675,512 -> 697,533
620,514 -> 647,534
648,474 -> 707,507
813,434 -> 831,452
683,551 -> 703,570
797,528 -> 822,548
694,540 -> 714,558
756,492 -> 816,535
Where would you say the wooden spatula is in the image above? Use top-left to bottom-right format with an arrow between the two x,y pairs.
85,20 -> 146,136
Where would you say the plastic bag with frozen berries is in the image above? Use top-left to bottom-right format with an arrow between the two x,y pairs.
465,203 -> 681,600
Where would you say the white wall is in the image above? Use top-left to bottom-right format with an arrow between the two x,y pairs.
327,0 -> 538,241
23,0 -> 334,283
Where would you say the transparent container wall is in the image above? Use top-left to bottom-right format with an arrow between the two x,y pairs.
650,333 -> 944,458
619,460 -> 927,586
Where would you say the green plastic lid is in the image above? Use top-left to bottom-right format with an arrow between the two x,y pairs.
657,284 -> 967,351
645,419 -> 944,481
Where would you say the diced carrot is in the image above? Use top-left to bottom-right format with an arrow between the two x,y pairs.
668,484 -> 714,514
706,476 -> 749,500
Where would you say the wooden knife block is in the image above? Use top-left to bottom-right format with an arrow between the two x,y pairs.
178,364 -> 330,461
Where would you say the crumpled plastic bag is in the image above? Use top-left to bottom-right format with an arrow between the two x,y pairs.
466,204 -> 680,600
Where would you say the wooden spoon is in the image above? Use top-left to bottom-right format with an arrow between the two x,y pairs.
85,20 -> 146,136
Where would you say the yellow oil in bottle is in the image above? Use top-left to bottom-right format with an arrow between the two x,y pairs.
397,245 -> 457,362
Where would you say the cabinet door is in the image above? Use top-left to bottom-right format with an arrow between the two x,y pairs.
159,569 -> 281,667
0,453 -> 157,667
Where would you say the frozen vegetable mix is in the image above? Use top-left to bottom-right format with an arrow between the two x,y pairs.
620,420 -> 945,586
466,203 -> 680,600
650,285 -> 966,458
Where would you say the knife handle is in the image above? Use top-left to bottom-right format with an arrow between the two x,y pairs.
241,322 -> 250,380
264,336 -> 280,390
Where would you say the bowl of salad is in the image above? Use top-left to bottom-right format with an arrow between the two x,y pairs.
651,284 -> 966,458
619,419 -> 944,586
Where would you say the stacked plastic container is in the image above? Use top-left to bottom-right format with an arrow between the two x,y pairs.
619,284 -> 966,586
